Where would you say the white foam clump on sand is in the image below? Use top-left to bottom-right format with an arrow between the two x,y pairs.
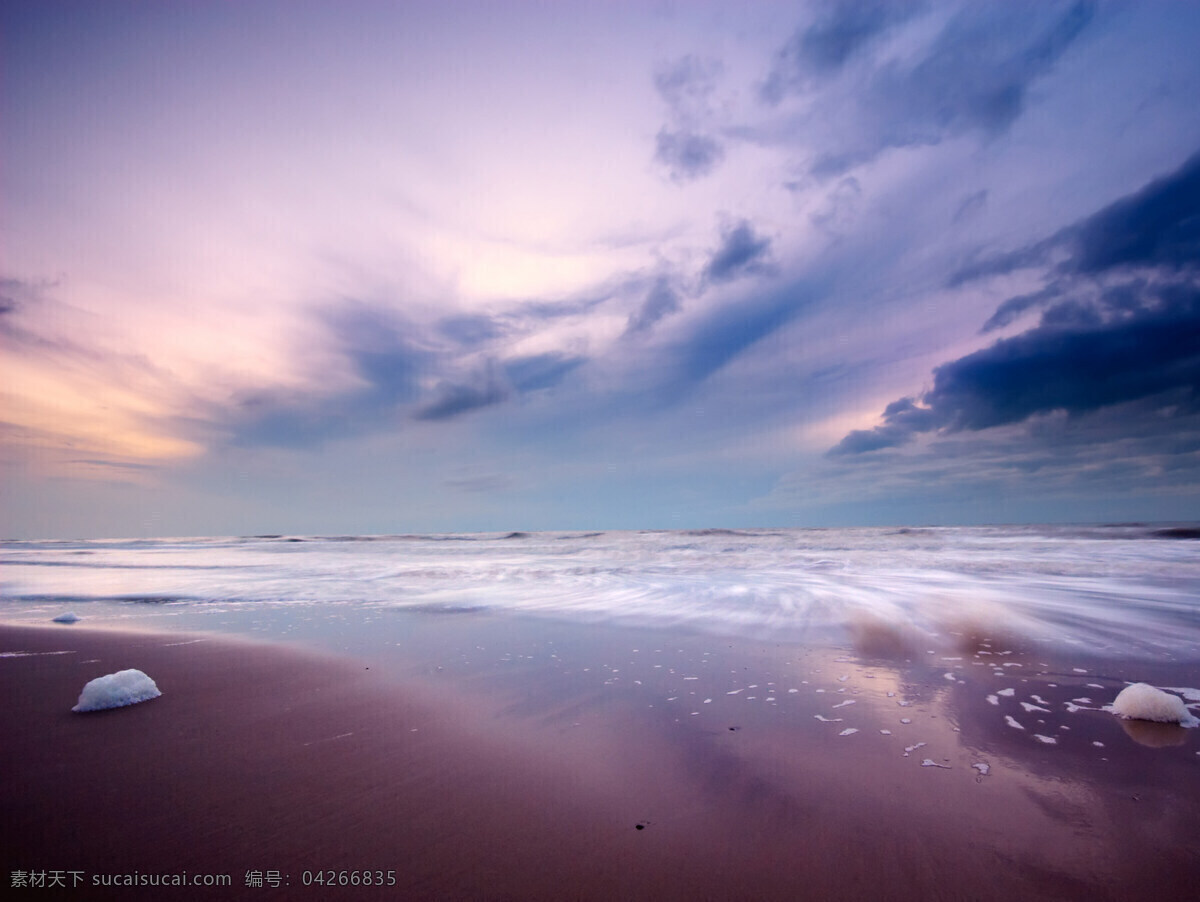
52,612 -> 80,623
1107,683 -> 1199,727
72,669 -> 161,713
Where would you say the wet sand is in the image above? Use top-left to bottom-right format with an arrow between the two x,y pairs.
2,622 -> 1198,900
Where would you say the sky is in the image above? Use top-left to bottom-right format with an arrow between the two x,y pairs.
3,0 -> 1200,539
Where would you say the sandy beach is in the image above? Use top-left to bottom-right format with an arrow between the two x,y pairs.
2,621 -> 1198,900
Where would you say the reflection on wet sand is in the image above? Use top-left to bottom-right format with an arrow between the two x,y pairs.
1119,718 -> 1189,748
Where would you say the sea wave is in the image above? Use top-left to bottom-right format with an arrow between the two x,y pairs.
3,525 -> 1198,659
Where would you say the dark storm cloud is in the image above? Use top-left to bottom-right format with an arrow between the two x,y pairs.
800,397 -> 1200,521
955,147 -> 1200,293
926,287 -> 1200,429
833,147 -> 1200,457
761,0 -> 923,101
831,281 -> 1200,455
1068,148 -> 1200,274
947,238 -> 1058,288
980,284 -> 1065,333
703,220 -> 774,284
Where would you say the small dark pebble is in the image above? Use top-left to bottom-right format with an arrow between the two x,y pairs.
729,726 -> 740,731
635,824 -> 644,830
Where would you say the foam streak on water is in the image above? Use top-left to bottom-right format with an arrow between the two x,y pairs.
2,525 -> 1199,659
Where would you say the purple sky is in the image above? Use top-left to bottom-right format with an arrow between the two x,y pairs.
4,0 -> 1200,538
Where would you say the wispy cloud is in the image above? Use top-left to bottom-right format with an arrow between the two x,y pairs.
761,0 -> 923,101
653,55 -> 727,182
625,277 -> 682,335
753,0 -> 1098,177
703,219 -> 776,285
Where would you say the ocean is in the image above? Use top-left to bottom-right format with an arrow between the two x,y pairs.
3,524 -> 1200,661
5,525 -> 1200,899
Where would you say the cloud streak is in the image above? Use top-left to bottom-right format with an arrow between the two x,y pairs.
754,0 -> 1098,177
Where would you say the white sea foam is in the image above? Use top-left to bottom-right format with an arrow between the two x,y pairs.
1107,683 -> 1199,726
72,669 -> 161,712
1158,686 -> 1200,704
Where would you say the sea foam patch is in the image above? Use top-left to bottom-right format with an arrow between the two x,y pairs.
72,669 -> 161,713
1107,683 -> 1198,727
